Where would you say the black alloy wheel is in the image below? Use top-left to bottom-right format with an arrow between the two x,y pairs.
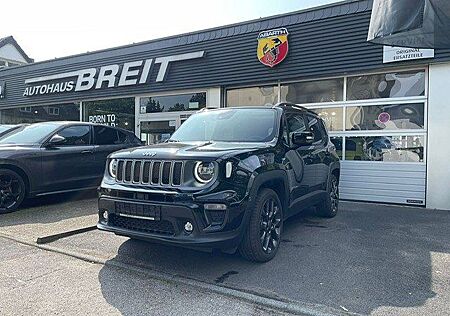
317,173 -> 339,218
0,169 -> 26,214
239,188 -> 283,262
260,197 -> 282,254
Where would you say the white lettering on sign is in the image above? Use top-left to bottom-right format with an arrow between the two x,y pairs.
88,114 -> 117,127
23,51 -> 205,97
383,46 -> 434,63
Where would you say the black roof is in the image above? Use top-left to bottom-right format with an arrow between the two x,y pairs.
0,0 -> 372,68
0,36 -> 34,63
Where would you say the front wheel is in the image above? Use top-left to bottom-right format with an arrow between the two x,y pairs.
0,169 -> 26,214
239,188 -> 283,262
316,173 -> 339,218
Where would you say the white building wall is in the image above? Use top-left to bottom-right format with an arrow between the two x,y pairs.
426,63 -> 450,210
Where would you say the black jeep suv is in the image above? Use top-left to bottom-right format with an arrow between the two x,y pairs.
97,103 -> 340,262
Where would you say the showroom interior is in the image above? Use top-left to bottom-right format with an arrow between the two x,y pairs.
0,0 -> 449,210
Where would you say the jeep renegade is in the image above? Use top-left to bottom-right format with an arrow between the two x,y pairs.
97,103 -> 340,262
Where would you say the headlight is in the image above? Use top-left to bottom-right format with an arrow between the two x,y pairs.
109,159 -> 118,178
194,161 -> 215,183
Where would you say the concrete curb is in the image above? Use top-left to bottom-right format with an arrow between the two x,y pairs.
0,232 -> 362,316
36,226 -> 97,244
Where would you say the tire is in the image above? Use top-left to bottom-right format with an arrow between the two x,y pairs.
239,188 -> 283,263
316,173 -> 339,218
0,169 -> 26,214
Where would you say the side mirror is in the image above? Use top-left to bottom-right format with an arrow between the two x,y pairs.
46,134 -> 66,147
292,131 -> 314,147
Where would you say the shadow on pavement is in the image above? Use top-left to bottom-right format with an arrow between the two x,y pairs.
98,203 -> 450,314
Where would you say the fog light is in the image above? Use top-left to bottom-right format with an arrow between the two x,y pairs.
204,203 -> 227,211
102,210 -> 109,221
184,221 -> 193,233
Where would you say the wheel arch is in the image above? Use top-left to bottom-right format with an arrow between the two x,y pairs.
248,170 -> 289,212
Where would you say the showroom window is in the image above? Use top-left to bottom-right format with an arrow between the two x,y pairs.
82,98 -> 134,131
0,103 -> 80,124
139,92 -> 206,113
281,78 -> 344,104
226,86 -> 279,107
346,70 -> 425,100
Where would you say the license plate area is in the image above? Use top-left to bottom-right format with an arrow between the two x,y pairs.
115,201 -> 161,221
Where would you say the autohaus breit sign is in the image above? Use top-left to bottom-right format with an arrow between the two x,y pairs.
23,51 -> 205,97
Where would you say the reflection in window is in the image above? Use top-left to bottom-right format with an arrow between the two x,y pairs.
83,98 -> 134,131
281,78 -> 344,104
345,135 -> 424,162
311,107 -> 343,131
0,103 -> 80,124
140,93 -> 206,113
330,137 -> 343,159
140,121 -> 175,145
346,103 -> 424,131
226,86 -> 279,107
347,70 -> 425,100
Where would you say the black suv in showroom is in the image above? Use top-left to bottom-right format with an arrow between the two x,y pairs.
98,104 -> 340,262
0,122 -> 141,213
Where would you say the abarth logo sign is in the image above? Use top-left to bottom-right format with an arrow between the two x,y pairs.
257,28 -> 289,68
23,51 -> 205,97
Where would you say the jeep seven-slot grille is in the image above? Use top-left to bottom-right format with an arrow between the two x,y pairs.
116,159 -> 183,186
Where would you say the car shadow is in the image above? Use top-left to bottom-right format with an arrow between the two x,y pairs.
0,190 -> 98,228
98,203 -> 450,314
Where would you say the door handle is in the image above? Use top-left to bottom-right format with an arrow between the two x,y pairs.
81,150 -> 93,154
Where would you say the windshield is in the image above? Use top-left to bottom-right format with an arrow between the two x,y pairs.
170,108 -> 278,143
0,123 -> 59,144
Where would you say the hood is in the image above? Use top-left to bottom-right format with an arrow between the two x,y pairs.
110,141 -> 270,160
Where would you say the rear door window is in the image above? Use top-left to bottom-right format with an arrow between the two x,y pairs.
94,126 -> 119,145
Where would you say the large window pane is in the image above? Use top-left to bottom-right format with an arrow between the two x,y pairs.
330,137 -> 343,159
281,78 -> 344,104
347,70 -> 425,100
310,107 -> 343,131
0,103 -> 80,124
345,135 -> 424,162
140,93 -> 206,113
346,103 -> 424,131
140,121 -> 175,145
83,98 -> 134,131
227,86 -> 278,107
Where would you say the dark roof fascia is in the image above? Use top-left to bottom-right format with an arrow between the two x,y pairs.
0,0 -> 372,72
0,36 -> 34,63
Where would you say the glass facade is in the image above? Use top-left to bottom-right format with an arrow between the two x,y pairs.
139,93 -> 206,113
0,103 -> 80,124
310,107 -> 344,131
345,135 -> 425,162
82,98 -> 134,131
226,86 -> 279,107
346,70 -> 425,100
281,78 -> 344,104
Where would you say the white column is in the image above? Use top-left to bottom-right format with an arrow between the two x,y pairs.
427,63 -> 450,210
206,87 -> 221,108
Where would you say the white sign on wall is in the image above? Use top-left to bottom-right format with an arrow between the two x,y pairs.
383,46 -> 434,63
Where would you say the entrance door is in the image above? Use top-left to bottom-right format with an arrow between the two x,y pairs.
138,114 -> 192,145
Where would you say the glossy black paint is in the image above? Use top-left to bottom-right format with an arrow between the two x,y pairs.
97,104 -> 340,251
0,122 -> 141,197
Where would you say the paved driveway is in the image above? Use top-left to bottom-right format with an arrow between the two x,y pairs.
1,196 -> 449,315
48,201 -> 450,315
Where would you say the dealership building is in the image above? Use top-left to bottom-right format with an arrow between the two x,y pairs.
0,0 -> 449,210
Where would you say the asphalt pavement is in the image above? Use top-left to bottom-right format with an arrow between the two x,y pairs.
1,193 -> 449,316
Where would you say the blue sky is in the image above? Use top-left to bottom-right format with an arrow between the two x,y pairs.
1,0 -> 339,61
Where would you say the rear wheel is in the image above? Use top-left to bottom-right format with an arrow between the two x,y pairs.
0,169 -> 26,214
316,173 -> 339,218
239,188 -> 283,262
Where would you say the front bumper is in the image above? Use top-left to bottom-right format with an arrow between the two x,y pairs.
97,191 -> 249,251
